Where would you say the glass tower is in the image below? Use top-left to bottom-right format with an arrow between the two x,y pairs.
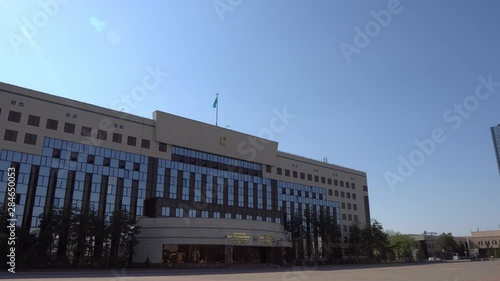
491,125 -> 500,175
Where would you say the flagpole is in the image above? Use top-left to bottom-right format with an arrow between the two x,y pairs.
216,93 -> 219,127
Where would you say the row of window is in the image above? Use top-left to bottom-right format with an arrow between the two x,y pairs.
328,189 -> 357,200
341,213 -> 358,222
274,166 -> 358,189
4,110 -> 169,152
341,202 -> 357,210
46,148 -> 143,171
477,240 -> 499,246
173,146 -> 261,172
160,207 -> 281,223
4,130 -> 38,145
281,188 -> 324,200
342,224 -> 358,233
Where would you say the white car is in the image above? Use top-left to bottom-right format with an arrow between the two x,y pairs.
428,257 -> 442,262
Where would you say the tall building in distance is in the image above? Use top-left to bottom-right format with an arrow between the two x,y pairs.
491,125 -> 500,175
0,82 -> 370,265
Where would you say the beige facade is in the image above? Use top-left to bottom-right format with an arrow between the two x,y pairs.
468,230 -> 500,257
136,217 -> 291,263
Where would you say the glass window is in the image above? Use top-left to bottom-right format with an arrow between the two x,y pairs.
46,119 -> 58,130
81,126 -> 92,137
277,168 -> 282,175
112,133 -> 122,143
189,209 -> 196,218
127,136 -> 137,146
213,212 -> 220,218
176,208 -> 184,217
307,174 -> 312,181
64,122 -> 75,134
4,130 -> 18,142
69,151 -> 78,161
248,183 -> 254,208
159,142 -> 167,152
285,169 -> 290,177
334,179 -> 338,186
8,111 -> 21,123
141,139 -> 150,149
97,130 -> 107,140
340,181 -> 344,187
162,207 -> 170,216
182,173 -> 190,200
217,178 -> 224,205
27,115 -> 40,126
265,165 -> 271,173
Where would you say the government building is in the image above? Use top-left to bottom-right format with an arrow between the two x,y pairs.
0,82 -> 370,266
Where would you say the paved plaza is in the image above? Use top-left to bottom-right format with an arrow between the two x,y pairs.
1,261 -> 499,281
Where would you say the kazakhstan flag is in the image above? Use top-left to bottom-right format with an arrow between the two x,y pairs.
213,96 -> 218,108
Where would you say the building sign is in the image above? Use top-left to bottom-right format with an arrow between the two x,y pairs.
226,232 -> 276,246
259,235 -> 276,246
226,232 -> 250,244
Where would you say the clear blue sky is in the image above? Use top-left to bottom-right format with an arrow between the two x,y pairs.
1,0 -> 500,236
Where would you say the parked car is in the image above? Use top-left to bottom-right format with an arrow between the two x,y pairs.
428,257 -> 442,262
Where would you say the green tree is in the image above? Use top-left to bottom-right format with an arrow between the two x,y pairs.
70,209 -> 106,266
361,220 -> 391,262
285,214 -> 306,261
106,209 -> 141,267
348,223 -> 362,260
387,231 -> 417,261
437,233 -> 458,257
37,208 -> 66,259
57,206 -> 77,257
314,208 -> 342,262
415,246 -> 427,261
37,207 -> 107,267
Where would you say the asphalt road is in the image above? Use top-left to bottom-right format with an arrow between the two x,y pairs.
1,260 -> 499,281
